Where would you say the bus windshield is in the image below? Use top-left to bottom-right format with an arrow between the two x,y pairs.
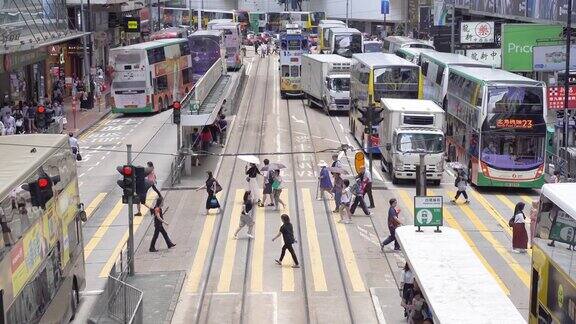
330,77 -> 350,92
374,67 -> 419,100
364,42 -> 383,53
481,86 -> 545,170
397,133 -> 444,153
334,34 -> 362,58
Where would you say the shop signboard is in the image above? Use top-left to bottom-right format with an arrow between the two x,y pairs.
501,24 -> 563,72
414,196 -> 443,230
533,45 -> 576,72
460,21 -> 494,44
548,86 -> 576,110
465,48 -> 501,68
123,17 -> 141,33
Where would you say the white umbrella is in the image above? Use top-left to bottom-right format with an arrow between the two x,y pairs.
260,162 -> 287,171
337,151 -> 345,161
238,155 -> 260,164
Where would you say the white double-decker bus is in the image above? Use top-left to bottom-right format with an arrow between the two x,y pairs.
445,66 -> 547,188
207,21 -> 242,70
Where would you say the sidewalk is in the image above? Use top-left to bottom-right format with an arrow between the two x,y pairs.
61,91 -> 111,136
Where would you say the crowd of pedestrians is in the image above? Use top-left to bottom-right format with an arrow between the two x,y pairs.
0,99 -> 64,135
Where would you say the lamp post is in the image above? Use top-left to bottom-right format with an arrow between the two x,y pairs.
563,0 -> 573,149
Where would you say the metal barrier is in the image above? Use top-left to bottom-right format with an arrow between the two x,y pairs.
169,152 -> 186,186
88,275 -> 143,324
181,58 -> 224,114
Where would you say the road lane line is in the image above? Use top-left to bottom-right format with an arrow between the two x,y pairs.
496,194 -> 517,211
429,190 -> 510,295
302,188 -> 328,292
251,196 -> 266,292
280,190 -> 294,291
217,189 -> 244,292
84,199 -> 124,259
84,193 -> 107,220
520,195 -> 535,204
398,189 -> 414,220
447,191 -> 530,287
332,212 -> 366,292
185,193 -> 221,293
98,192 -> 157,278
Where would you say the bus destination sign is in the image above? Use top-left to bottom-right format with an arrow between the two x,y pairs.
496,118 -> 533,129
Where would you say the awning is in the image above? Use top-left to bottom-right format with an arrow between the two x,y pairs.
180,108 -> 219,128
0,31 -> 90,55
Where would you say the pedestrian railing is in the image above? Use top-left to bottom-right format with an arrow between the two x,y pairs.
181,58 -> 225,115
88,275 -> 143,324
169,152 -> 186,186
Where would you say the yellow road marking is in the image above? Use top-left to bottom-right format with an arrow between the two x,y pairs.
84,193 -> 107,220
398,189 -> 414,220
520,195 -> 535,204
429,190 -> 509,295
448,191 -> 530,287
186,192 -> 222,293
217,190 -> 244,292
332,214 -> 365,292
496,194 -> 517,211
281,190 -> 294,291
250,196 -> 266,292
98,192 -> 157,277
80,114 -> 114,140
302,188 -> 327,292
84,199 -> 124,260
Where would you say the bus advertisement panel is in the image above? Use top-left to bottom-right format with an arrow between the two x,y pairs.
445,66 -> 546,188
188,30 -> 225,80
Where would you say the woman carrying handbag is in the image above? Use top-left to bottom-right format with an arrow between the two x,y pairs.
510,202 -> 528,253
196,171 -> 221,215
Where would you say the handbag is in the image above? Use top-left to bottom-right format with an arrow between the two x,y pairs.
508,216 -> 515,227
213,181 -> 222,194
76,153 -> 82,161
271,180 -> 281,190
209,196 -> 220,209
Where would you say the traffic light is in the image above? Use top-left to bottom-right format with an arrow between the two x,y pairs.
134,166 -> 148,198
36,105 -> 46,130
117,165 -> 135,203
358,107 -> 384,126
173,101 -> 181,124
25,174 -> 60,208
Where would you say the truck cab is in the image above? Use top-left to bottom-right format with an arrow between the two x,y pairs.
379,98 -> 445,185
324,73 -> 350,111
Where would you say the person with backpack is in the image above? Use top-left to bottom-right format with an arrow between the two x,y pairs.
349,176 -> 371,216
511,202 -> 528,253
196,171 -> 221,215
451,170 -> 470,204
145,197 -> 175,252
272,214 -> 299,268
233,190 -> 255,239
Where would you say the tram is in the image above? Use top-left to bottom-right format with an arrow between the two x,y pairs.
279,24 -> 308,98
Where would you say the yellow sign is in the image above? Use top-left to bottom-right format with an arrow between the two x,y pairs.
354,152 -> 365,174
23,223 -> 43,276
127,21 -> 138,30
10,241 -> 27,295
280,77 -> 301,92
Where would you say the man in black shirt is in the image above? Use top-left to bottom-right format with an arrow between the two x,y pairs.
272,214 -> 299,268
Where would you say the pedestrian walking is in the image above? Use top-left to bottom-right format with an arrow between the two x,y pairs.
272,214 -> 299,268
338,179 -> 352,223
317,160 -> 333,200
68,132 -> 79,156
271,170 -> 287,210
400,263 -> 415,318
510,202 -> 528,253
200,127 -> 212,153
233,190 -> 255,239
145,197 -> 176,252
217,114 -> 228,147
359,166 -> 375,208
146,161 -> 162,197
196,171 -> 221,215
260,42 -> 267,58
550,170 -> 561,183
349,177 -> 370,216
331,172 -> 344,213
381,198 -> 402,251
529,200 -> 539,247
451,170 -> 470,204
331,154 -> 343,169
261,159 -> 275,207
246,163 -> 262,206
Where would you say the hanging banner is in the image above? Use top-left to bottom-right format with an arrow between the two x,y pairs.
533,45 -> 576,72
460,21 -> 495,44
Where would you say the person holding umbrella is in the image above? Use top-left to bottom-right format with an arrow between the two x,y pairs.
261,159 -> 274,207
317,160 -> 333,200
240,155 -> 262,206
271,169 -> 287,210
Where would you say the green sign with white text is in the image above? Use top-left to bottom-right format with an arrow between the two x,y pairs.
414,196 -> 443,227
502,24 -> 563,72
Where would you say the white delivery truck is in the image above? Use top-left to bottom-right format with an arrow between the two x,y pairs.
301,54 -> 351,114
379,98 -> 445,185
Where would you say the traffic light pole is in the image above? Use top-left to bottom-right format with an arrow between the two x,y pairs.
177,123 -> 181,151
368,99 -> 374,177
126,144 -> 135,276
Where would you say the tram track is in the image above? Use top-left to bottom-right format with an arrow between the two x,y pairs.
193,54 -> 270,324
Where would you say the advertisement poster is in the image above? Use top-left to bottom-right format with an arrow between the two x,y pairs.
433,0 -> 449,26
10,241 -> 27,295
501,24 -> 563,72
533,45 -> 576,72
460,21 -> 495,44
547,262 -> 576,323
23,223 -> 44,277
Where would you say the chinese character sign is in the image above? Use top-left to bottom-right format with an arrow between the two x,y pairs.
548,86 -> 576,110
465,48 -> 501,68
460,21 -> 495,44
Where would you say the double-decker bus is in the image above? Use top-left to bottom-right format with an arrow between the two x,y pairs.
325,27 -> 363,58
199,9 -> 233,29
267,11 -> 325,33
188,30 -> 225,80
383,35 -> 435,53
207,21 -> 242,70
150,26 -> 191,40
109,38 -> 193,114
445,66 -> 547,188
279,26 -> 308,98
318,19 -> 346,53
350,53 -> 422,153
531,184 -> 576,324
161,7 -> 192,28
420,51 -> 490,108
0,134 -> 86,323
233,9 -> 250,34
394,47 -> 435,65
248,12 -> 267,33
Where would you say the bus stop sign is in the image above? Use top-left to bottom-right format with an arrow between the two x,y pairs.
414,196 -> 443,232
189,100 -> 200,113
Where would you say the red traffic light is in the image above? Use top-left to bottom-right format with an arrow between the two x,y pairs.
37,106 -> 45,113
173,101 -> 181,110
122,166 -> 133,176
38,177 -> 49,189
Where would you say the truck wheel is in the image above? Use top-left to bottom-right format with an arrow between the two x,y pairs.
391,173 -> 399,185
281,92 -> 286,99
